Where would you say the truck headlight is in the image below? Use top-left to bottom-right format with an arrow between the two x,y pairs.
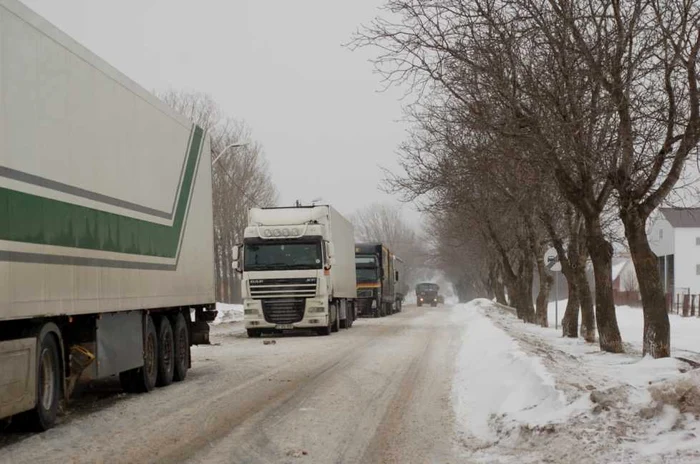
308,307 -> 325,313
244,308 -> 258,315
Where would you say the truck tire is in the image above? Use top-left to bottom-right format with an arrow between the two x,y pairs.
172,313 -> 189,382
247,329 -> 261,338
156,316 -> 175,387
331,309 -> 340,333
120,315 -> 158,393
20,332 -> 61,431
346,302 -> 354,328
317,318 -> 332,336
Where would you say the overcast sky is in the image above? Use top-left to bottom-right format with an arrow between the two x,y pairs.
21,0 -> 417,221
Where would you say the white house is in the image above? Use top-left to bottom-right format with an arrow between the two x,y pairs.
648,208 -> 700,295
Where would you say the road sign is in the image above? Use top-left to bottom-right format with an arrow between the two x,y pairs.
544,247 -> 562,272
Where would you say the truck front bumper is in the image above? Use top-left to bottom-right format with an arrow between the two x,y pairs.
243,298 -> 329,330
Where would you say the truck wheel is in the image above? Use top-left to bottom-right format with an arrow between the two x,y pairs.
317,320 -> 331,336
156,317 -> 175,387
346,303 -> 354,329
21,332 -> 61,431
247,329 -> 261,338
120,315 -> 158,393
331,314 -> 340,333
172,313 -> 189,382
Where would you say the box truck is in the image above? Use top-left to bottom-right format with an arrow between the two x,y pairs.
354,243 -> 404,317
0,0 -> 217,430
236,206 -> 357,337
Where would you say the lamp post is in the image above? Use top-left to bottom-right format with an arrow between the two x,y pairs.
212,141 -> 250,165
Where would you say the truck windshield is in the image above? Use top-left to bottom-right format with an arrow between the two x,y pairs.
355,255 -> 378,266
356,268 -> 378,283
244,241 -> 323,271
416,283 -> 439,293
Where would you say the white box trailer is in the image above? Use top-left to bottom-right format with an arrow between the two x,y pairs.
0,0 -> 216,430
238,205 -> 357,336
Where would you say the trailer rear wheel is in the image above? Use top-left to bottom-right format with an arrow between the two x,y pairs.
156,317 -> 175,387
172,313 -> 189,382
20,332 -> 61,431
120,315 -> 158,393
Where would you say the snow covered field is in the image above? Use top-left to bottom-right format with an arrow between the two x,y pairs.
547,299 -> 700,356
452,299 -> 700,463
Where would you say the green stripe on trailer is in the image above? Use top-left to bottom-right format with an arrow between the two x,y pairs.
0,126 -> 204,259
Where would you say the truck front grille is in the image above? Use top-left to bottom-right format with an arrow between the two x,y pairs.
249,278 -> 317,299
262,298 -> 305,324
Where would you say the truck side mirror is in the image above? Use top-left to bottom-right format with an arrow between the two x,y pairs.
232,245 -> 242,273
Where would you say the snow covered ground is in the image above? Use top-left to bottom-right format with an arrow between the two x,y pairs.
452,300 -> 700,463
213,302 -> 244,325
547,299 -> 700,356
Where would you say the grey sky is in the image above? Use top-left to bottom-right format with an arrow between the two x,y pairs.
21,0 -> 416,221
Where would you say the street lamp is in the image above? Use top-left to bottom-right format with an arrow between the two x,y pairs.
212,141 -> 250,165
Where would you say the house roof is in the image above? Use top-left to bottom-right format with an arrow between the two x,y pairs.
659,208 -> 700,228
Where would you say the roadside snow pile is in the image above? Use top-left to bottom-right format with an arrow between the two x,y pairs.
451,299 -> 581,445
213,303 -> 244,325
452,299 -> 700,463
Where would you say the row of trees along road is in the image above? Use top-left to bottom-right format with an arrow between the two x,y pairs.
351,0 -> 700,358
159,90 -> 278,303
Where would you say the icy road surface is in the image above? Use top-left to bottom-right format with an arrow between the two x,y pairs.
0,305 -> 460,463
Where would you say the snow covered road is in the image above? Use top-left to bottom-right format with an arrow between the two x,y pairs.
4,300 -> 699,463
0,305 -> 461,463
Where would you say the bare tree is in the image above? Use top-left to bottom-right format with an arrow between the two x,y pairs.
158,90 -> 278,303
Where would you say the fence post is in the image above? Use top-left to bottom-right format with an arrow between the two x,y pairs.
683,293 -> 690,317
691,294 -> 696,317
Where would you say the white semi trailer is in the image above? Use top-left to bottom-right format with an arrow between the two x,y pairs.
236,206 -> 357,337
0,0 -> 217,430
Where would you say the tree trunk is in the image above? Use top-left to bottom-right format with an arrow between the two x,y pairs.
561,270 -> 579,337
493,278 -> 507,305
519,258 -> 536,323
586,218 -> 623,353
534,261 -> 552,327
575,262 -> 596,342
620,207 -> 670,358
215,242 -> 224,302
223,244 -> 232,303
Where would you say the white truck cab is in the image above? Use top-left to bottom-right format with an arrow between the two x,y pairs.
236,206 -> 357,337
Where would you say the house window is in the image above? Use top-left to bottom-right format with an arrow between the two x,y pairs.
697,264 -> 700,276
696,237 -> 700,246
659,229 -> 663,239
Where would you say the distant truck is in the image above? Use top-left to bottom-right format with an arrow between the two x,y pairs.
416,283 -> 440,307
354,243 -> 405,317
0,0 -> 216,431
236,206 -> 357,336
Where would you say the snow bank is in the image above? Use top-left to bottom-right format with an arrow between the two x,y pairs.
213,303 -> 244,325
481,300 -> 700,462
451,299 -> 573,443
